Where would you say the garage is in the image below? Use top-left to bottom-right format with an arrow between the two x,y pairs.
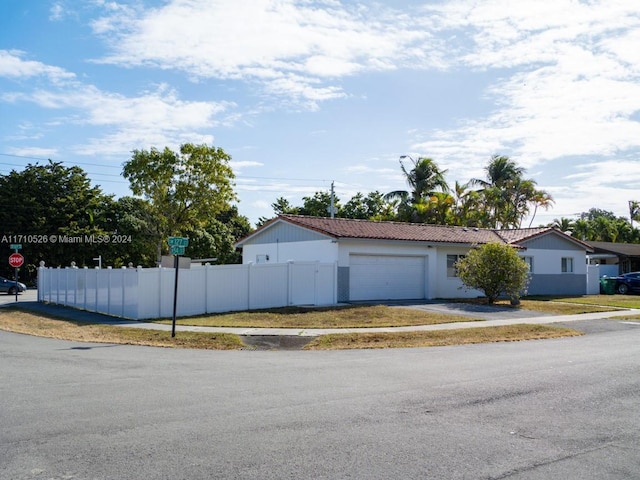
349,254 -> 426,301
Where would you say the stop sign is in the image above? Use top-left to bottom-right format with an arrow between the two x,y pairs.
9,253 -> 24,268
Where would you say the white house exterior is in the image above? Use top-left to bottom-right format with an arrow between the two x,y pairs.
235,215 -> 594,302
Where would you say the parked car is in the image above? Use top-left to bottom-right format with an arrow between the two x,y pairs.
614,272 -> 640,294
0,276 -> 27,295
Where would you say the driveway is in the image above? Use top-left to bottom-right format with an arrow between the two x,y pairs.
382,299 -> 553,320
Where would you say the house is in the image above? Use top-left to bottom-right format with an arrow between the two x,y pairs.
586,241 -> 640,276
235,215 -> 594,302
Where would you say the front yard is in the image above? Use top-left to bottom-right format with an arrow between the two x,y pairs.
152,295 -> 626,329
0,294 -> 637,350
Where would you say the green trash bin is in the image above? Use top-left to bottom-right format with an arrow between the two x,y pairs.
600,277 -> 616,295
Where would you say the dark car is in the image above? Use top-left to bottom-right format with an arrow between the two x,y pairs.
614,272 -> 640,294
0,276 -> 27,295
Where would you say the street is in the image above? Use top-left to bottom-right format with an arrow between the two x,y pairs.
1,324 -> 640,479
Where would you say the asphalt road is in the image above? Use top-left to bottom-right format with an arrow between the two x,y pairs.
2,325 -> 640,479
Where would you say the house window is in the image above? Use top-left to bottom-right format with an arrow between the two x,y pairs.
561,257 -> 574,273
522,256 -> 534,273
447,254 -> 464,277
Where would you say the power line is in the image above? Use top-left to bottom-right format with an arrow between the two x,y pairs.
0,153 -> 122,170
0,152 -> 363,192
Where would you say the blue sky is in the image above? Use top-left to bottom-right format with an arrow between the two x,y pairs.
1,0 -> 639,228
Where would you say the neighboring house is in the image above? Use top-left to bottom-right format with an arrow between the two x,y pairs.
235,215 -> 594,302
586,241 -> 640,275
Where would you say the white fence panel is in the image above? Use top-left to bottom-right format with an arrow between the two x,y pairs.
122,268 -> 139,319
38,261 -> 338,320
290,263 -> 317,305
249,263 -> 289,310
205,264 -> 250,313
137,268 -> 162,319
177,266 -> 207,317
85,268 -> 98,311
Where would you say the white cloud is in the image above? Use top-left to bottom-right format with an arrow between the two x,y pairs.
0,51 -> 235,156
6,146 -> 58,159
0,50 -> 76,84
49,3 -> 65,21
92,0 -> 440,108
412,0 -> 640,172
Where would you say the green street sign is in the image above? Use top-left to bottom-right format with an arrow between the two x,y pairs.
168,236 -> 189,247
10,244 -> 22,250
170,245 -> 185,255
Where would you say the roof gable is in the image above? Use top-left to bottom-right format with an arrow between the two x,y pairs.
497,227 -> 594,252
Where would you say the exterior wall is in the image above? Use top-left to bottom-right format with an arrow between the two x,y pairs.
434,246 -> 483,299
242,239 -> 339,265
527,274 -> 586,296
238,228 -> 592,302
519,247 -> 587,295
244,221 -> 330,244
337,266 -> 349,302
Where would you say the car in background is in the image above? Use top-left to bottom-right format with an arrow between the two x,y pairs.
0,276 -> 27,295
614,272 -> 640,294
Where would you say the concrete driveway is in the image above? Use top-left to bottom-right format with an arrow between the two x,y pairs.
381,299 -> 553,320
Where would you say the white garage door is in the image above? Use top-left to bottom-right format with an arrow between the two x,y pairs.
349,255 -> 426,301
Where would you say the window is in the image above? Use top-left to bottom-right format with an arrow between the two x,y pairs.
522,256 -> 534,273
561,257 -> 574,273
447,254 -> 464,277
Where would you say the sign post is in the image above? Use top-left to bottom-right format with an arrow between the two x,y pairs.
167,237 -> 189,337
8,245 -> 23,302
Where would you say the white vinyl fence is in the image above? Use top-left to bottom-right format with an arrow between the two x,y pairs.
37,262 -> 338,320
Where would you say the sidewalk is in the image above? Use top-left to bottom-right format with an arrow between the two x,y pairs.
9,299 -> 640,337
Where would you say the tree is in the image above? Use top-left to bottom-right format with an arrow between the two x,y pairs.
385,156 -> 450,223
455,243 -> 530,304
122,143 -> 236,262
299,191 -> 339,217
470,156 -> 553,229
184,206 -> 251,264
629,200 -> 640,227
106,196 -> 160,267
256,197 -> 300,227
0,161 -> 115,279
450,181 -> 483,226
341,191 -> 390,220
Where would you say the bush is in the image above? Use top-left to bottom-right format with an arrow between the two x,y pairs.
456,243 -> 530,304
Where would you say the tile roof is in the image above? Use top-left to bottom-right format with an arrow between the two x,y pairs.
495,227 -> 560,244
236,215 -> 592,250
269,215 -> 519,245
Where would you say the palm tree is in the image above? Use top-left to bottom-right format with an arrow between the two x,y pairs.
450,180 -> 482,226
470,155 -> 552,229
527,189 -> 554,227
550,217 -> 575,233
470,155 -> 525,190
385,156 -> 449,223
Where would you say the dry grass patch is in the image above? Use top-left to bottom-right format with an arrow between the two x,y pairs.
529,294 -> 640,310
0,309 -> 244,350
452,297 -> 619,315
305,324 -> 583,350
153,304 -> 481,329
